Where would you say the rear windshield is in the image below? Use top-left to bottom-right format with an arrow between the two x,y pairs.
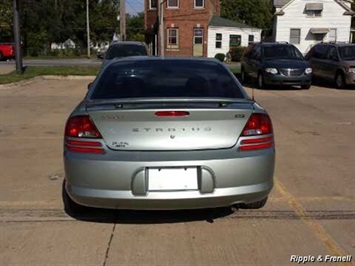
338,46 -> 355,60
264,45 -> 304,60
91,60 -> 244,99
105,44 -> 147,59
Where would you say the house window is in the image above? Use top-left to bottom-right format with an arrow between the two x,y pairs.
305,3 -> 323,17
290,29 -> 300,44
229,35 -> 241,47
167,28 -> 179,49
194,28 -> 203,44
328,29 -> 337,42
194,0 -> 204,8
248,35 -> 254,45
149,0 -> 157,9
167,0 -> 179,8
216,33 -> 222,49
306,10 -> 322,17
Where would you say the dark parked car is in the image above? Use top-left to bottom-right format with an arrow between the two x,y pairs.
240,42 -> 312,89
305,42 -> 355,89
62,57 -> 275,214
102,41 -> 148,65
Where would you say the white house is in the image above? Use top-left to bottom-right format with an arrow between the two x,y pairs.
272,0 -> 354,54
207,16 -> 262,58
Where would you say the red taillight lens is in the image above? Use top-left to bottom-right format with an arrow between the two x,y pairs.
242,113 -> 273,136
65,115 -> 101,138
65,116 -> 104,154
239,113 -> 274,151
155,111 -> 190,117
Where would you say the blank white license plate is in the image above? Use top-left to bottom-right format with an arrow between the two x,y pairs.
148,168 -> 198,191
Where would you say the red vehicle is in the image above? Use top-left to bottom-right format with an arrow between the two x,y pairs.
0,43 -> 15,60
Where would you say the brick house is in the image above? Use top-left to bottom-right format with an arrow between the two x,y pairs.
144,0 -> 221,57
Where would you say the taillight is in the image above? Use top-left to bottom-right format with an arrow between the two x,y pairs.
239,113 -> 274,151
155,111 -> 190,117
65,115 -> 101,138
65,115 -> 105,154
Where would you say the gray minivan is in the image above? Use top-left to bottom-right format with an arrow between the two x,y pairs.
305,43 -> 355,89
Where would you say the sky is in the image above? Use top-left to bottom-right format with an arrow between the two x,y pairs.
126,0 -> 144,15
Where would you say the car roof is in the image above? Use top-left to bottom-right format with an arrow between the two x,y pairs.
315,42 -> 355,47
107,56 -> 221,64
257,42 -> 294,47
109,41 -> 146,46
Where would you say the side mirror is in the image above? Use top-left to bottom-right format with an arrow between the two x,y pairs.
88,82 -> 93,90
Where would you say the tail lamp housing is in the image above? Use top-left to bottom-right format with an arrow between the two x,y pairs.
239,113 -> 274,151
64,115 -> 105,154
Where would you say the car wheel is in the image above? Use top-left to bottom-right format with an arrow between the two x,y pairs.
0,52 -> 4,61
239,197 -> 268,209
335,72 -> 346,89
62,180 -> 89,215
301,84 -> 311,90
257,73 -> 267,89
241,68 -> 248,84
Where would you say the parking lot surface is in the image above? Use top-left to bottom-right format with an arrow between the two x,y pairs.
0,79 -> 354,265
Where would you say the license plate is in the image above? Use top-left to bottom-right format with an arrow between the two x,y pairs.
148,168 -> 198,191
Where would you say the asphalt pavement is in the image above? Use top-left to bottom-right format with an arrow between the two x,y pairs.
0,79 -> 354,265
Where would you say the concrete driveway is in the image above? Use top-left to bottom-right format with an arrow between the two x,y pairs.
0,79 -> 354,265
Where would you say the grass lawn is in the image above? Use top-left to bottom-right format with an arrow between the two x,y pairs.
0,66 -> 100,84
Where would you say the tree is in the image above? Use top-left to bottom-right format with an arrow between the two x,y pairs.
220,0 -> 273,33
0,0 -> 13,41
126,12 -> 145,41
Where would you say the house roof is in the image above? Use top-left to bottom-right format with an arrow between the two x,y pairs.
274,0 -> 354,16
273,0 -> 291,8
272,0 -> 355,13
209,16 -> 259,29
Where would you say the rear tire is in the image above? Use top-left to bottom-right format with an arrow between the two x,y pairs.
335,72 -> 346,89
239,197 -> 268,209
0,52 -> 4,61
62,180 -> 90,215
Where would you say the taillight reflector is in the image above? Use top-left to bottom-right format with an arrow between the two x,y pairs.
155,111 -> 190,117
65,145 -> 105,154
65,140 -> 104,154
239,136 -> 274,151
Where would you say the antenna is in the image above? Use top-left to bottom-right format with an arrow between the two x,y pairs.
251,86 -> 255,101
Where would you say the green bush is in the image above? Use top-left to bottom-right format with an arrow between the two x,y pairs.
214,53 -> 225,62
230,47 -> 247,62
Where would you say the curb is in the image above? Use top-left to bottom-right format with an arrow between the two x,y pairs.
0,75 -> 96,90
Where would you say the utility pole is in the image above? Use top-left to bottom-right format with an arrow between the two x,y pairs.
86,0 -> 91,58
120,0 -> 126,41
12,0 -> 23,74
159,0 -> 164,56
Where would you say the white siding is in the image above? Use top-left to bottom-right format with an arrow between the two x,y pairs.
207,26 -> 261,58
274,0 -> 352,54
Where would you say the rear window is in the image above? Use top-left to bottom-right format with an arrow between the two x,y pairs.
338,46 -> 355,60
105,44 -> 147,59
91,60 -> 244,99
263,45 -> 304,60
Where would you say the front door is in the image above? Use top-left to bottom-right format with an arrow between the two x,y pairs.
193,28 -> 203,57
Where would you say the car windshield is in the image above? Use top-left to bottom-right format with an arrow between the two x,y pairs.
338,46 -> 355,60
264,45 -> 304,60
91,60 -> 244,99
105,44 -> 147,59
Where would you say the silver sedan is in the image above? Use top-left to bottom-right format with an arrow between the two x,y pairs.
63,57 -> 275,213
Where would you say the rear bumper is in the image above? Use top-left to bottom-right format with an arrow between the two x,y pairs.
264,73 -> 312,86
64,148 -> 275,210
